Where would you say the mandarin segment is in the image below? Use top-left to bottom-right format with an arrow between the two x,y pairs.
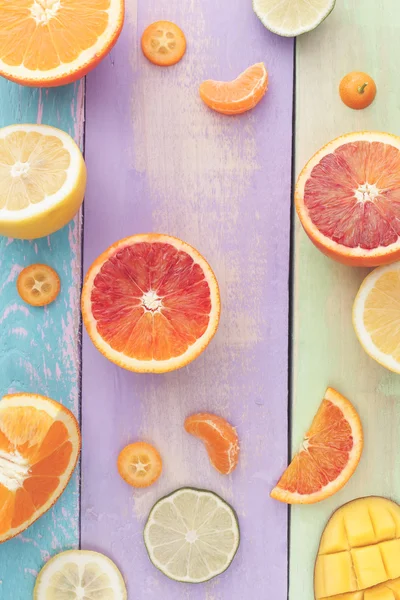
199,62 -> 268,115
184,413 -> 239,475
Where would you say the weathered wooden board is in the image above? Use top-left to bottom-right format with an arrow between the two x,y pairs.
291,1 -> 400,598
0,81 -> 84,599
82,0 -> 293,597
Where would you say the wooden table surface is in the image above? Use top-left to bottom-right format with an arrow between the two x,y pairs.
0,0 -> 399,598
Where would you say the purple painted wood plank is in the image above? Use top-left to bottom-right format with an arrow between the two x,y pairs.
82,1 -> 293,598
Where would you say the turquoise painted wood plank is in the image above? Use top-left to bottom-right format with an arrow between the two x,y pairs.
291,1 -> 400,599
0,80 -> 84,599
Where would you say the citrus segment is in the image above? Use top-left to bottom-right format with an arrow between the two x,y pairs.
184,413 -> 239,475
17,264 -> 60,307
141,21 -> 186,66
0,0 -> 124,86
0,393 -> 80,543
296,132 -> 400,266
0,124 -> 86,239
33,550 -> 127,600
144,488 -> 240,583
82,234 -> 220,373
271,388 -> 363,504
199,63 -> 268,115
117,442 -> 162,488
253,0 -> 336,37
353,262 -> 400,373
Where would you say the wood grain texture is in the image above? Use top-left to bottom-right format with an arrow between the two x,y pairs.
0,81 -> 84,599
82,0 -> 293,597
291,1 -> 400,598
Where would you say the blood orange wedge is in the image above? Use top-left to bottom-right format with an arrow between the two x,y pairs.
81,234 -> 220,373
199,63 -> 268,115
0,393 -> 80,543
184,413 -> 239,475
0,0 -> 124,87
271,388 -> 363,505
296,132 -> 400,266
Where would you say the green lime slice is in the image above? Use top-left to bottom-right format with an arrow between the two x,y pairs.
33,550 -> 127,600
144,487 -> 240,583
253,0 -> 336,37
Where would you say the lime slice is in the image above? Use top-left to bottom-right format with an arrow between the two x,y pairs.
253,0 -> 336,37
144,487 -> 240,583
33,550 -> 127,600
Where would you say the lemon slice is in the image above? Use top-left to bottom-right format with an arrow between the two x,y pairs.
353,262 -> 400,374
253,0 -> 336,37
34,550 -> 127,600
144,487 -> 240,583
0,124 -> 86,239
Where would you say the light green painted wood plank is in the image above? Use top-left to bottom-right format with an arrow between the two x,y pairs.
291,1 -> 400,598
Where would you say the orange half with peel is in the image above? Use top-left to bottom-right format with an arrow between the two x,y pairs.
82,234 -> 221,373
296,132 -> 400,266
0,0 -> 124,87
0,393 -> 80,543
271,388 -> 363,504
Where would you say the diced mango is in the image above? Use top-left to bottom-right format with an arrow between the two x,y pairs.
315,498 -> 400,600
343,502 -> 376,548
315,552 -> 357,598
380,539 -> 400,579
364,586 -> 397,600
368,497 -> 397,542
351,545 -> 387,589
319,512 -> 349,554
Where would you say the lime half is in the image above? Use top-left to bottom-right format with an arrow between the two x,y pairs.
34,550 -> 127,600
144,487 -> 240,583
253,0 -> 336,37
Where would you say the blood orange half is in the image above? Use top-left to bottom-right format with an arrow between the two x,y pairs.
296,132 -> 400,266
81,234 -> 221,373
271,388 -> 363,504
0,393 -> 80,543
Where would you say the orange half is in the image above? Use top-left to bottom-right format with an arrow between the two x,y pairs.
0,393 -> 80,543
199,62 -> 268,115
81,234 -> 221,373
271,388 -> 363,504
0,0 -> 124,87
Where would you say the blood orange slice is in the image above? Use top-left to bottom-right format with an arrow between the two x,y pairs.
271,388 -> 363,504
296,132 -> 400,266
81,234 -> 220,373
0,393 -> 80,543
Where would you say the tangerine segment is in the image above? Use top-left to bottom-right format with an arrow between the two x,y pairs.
117,442 -> 162,488
296,132 -> 400,266
184,413 -> 239,475
271,388 -> 363,504
141,21 -> 186,66
17,264 -> 60,307
0,393 -> 81,543
0,0 -> 124,86
82,234 -> 221,373
199,62 -> 268,115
